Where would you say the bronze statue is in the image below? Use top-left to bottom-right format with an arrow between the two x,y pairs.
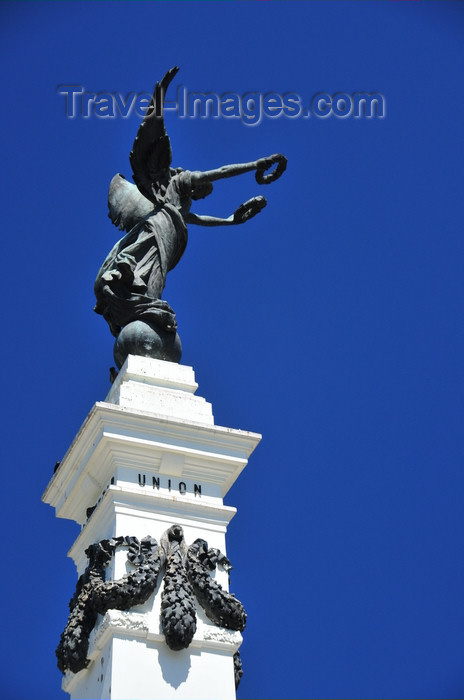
94,67 -> 286,367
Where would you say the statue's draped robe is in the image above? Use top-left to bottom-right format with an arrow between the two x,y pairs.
95,171 -> 192,336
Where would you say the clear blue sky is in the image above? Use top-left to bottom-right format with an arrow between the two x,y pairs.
2,2 -> 464,699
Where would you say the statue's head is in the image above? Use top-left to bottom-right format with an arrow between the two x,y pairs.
169,166 -> 213,200
191,180 -> 213,201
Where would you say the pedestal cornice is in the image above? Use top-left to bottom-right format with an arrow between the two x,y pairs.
43,400 -> 261,525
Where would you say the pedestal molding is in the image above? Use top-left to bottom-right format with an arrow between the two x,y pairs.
44,402 -> 260,524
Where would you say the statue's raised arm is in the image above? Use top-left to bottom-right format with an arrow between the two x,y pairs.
191,152 -> 287,187
94,67 -> 287,369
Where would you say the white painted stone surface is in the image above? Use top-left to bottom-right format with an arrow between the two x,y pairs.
65,633 -> 238,700
106,355 -> 214,424
43,356 -> 260,700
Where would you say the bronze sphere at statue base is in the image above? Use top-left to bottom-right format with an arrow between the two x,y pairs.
114,320 -> 182,369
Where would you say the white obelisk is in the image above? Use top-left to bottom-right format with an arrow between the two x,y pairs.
43,355 -> 260,700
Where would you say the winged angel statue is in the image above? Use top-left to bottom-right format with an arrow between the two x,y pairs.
94,67 -> 286,367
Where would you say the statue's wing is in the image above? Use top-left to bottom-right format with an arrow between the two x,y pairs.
108,174 -> 155,232
129,66 -> 180,203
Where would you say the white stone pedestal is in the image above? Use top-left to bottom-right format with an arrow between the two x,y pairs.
43,356 -> 261,700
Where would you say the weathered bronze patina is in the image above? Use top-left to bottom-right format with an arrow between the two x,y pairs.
94,67 -> 286,367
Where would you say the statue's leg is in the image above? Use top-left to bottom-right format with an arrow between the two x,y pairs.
145,254 -> 165,299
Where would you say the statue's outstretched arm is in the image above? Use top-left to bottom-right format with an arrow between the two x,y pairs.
185,212 -> 235,227
191,153 -> 287,187
186,196 -> 267,227
192,160 -> 258,184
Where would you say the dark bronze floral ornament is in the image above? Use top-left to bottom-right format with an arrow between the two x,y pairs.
56,536 -> 164,675
160,525 -> 197,650
56,526 -> 246,687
